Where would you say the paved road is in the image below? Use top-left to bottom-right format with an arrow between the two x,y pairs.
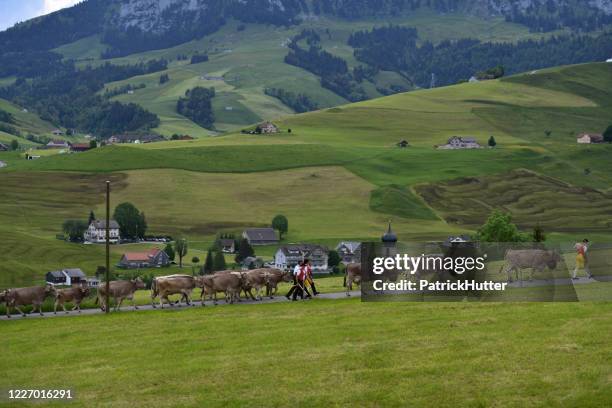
1,290 -> 361,321
3,276 -> 609,321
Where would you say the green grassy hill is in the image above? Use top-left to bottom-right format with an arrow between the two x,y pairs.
51,13 -> 552,135
0,62 -> 610,286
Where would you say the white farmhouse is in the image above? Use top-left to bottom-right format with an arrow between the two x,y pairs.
84,219 -> 120,244
437,136 -> 482,149
274,244 -> 329,273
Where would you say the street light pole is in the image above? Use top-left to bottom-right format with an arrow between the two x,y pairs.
105,180 -> 110,314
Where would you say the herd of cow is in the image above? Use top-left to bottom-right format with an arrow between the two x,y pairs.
0,268 -> 296,318
0,250 -> 562,318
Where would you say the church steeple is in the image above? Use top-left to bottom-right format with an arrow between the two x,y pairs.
381,221 -> 397,243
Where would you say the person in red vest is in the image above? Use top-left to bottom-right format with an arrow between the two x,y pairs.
304,259 -> 319,296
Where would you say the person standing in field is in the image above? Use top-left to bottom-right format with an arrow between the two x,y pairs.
304,259 -> 319,296
572,239 -> 592,279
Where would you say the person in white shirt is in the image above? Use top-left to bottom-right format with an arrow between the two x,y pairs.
285,261 -> 302,300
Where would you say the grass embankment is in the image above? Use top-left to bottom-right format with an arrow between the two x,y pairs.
1,300 -> 611,407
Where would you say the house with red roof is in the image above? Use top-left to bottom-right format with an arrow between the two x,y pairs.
70,143 -> 92,152
118,248 -> 170,269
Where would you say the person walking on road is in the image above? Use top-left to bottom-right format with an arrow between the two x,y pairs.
286,261 -> 302,300
572,239 -> 592,279
303,259 -> 319,296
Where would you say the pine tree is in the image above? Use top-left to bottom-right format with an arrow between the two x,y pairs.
164,243 -> 175,262
213,250 -> 226,271
235,238 -> 255,263
488,136 -> 497,147
203,249 -> 213,275
88,210 -> 96,224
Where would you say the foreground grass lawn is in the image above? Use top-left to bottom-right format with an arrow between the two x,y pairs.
1,300 -> 611,407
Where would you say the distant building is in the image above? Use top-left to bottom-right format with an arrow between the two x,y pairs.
607,58 -> 612,63
0,160 -> 6,168
0,142 -> 8,151
119,248 -> 170,269
84,220 -> 120,244
107,134 -> 165,144
577,133 -> 604,144
336,241 -> 362,264
70,143 -> 92,152
437,136 -> 482,150
52,129 -> 64,136
242,228 -> 279,245
46,139 -> 71,149
220,239 -> 236,253
274,244 -> 329,273
45,268 -> 87,286
468,76 -> 479,83
256,122 -> 278,134
444,235 -> 471,246
241,256 -> 264,270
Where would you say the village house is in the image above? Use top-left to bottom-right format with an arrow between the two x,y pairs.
576,133 -> 604,144
107,134 -> 165,144
336,241 -> 362,264
242,228 -> 279,245
256,122 -> 278,134
0,142 -> 9,151
118,248 -> 170,269
45,268 -> 87,286
46,139 -> 71,149
220,238 -> 236,253
437,136 -> 482,149
274,244 -> 329,273
84,219 -> 120,244
0,160 -> 7,168
52,129 -> 64,136
241,256 -> 264,270
70,143 -> 92,152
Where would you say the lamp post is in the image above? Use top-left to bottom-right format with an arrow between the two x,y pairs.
105,180 -> 110,314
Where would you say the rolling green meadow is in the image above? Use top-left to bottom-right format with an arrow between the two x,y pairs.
1,62 -> 611,286
0,45 -> 611,406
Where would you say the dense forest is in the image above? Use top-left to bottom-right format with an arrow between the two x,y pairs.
0,60 -> 166,136
264,88 -> 319,113
177,87 -> 216,129
348,26 -> 612,88
284,30 -> 367,102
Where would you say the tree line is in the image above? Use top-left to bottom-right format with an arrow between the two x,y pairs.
0,60 -> 166,137
284,30 -> 367,102
177,87 -> 216,129
264,88 -> 319,113
348,25 -> 612,88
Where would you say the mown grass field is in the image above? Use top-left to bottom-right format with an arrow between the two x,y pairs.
1,299 -> 611,407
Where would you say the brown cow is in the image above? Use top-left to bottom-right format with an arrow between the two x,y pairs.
54,286 -> 90,314
241,269 -> 272,301
500,249 -> 562,283
96,278 -> 145,311
262,268 -> 292,298
151,275 -> 196,308
344,263 -> 361,296
196,272 -> 243,305
5,284 -> 56,317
